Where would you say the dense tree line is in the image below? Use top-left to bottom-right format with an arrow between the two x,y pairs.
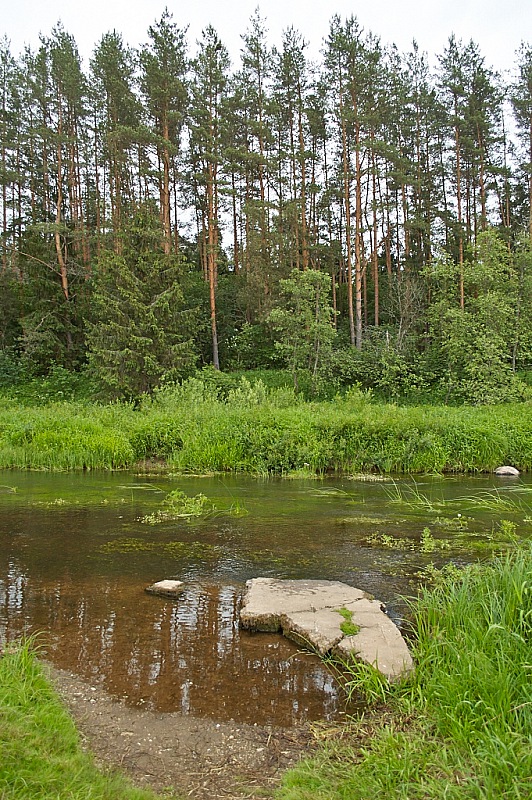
0,11 -> 531,402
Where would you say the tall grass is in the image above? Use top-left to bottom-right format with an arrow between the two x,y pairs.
0,639 -> 165,799
0,378 -> 530,473
279,544 -> 532,799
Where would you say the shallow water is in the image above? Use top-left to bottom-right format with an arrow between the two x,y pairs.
1,471 -> 530,725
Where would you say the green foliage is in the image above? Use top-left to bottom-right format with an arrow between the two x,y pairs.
0,349 -> 22,388
425,231 -> 530,404
1,364 -> 96,404
280,544 -> 532,799
86,205 -> 198,400
0,639 -> 162,799
0,401 -> 135,469
140,489 -> 212,523
0,380 -> 531,473
268,269 -> 337,393
335,607 -> 360,636
223,322 -> 282,370
365,527 -> 451,553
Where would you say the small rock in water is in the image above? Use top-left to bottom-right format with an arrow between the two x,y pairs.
145,579 -> 185,598
494,466 -> 520,477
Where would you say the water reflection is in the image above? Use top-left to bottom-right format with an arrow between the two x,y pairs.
0,563 -> 339,724
1,471 -> 530,725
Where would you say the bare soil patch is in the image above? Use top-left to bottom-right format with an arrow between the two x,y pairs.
49,665 -> 316,799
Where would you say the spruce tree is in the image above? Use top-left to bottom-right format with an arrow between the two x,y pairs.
86,203 -> 197,399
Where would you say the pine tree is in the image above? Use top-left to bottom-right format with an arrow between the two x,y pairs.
188,27 -> 230,370
90,32 -> 142,252
140,10 -> 188,254
512,44 -> 532,238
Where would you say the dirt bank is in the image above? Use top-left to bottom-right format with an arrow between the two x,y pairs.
49,665 -> 317,799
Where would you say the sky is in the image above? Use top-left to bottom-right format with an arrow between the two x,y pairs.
2,0 -> 530,76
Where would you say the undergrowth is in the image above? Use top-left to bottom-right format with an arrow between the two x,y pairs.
279,543 -> 532,799
0,375 -> 530,473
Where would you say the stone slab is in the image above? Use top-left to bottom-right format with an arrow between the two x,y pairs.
240,578 -> 413,682
145,579 -> 185,598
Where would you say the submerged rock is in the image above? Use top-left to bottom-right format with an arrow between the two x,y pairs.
494,466 -> 520,476
240,578 -> 413,682
145,579 -> 185,598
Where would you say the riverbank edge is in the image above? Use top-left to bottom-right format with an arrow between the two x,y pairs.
0,390 -> 530,475
2,544 -> 531,799
0,639 -> 163,799
277,542 -> 532,799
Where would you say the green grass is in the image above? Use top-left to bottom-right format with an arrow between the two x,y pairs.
278,544 -> 532,799
0,639 -> 170,799
0,376 -> 531,473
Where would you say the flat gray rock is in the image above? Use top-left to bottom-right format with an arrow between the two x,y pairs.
494,465 -> 520,476
145,579 -> 185,598
240,578 -> 413,682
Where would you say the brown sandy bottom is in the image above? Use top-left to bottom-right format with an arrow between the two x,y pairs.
49,665 -> 318,800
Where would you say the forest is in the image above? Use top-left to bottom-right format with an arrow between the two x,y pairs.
0,10 -> 531,404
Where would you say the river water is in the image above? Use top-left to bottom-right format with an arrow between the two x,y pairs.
1,471 -> 530,726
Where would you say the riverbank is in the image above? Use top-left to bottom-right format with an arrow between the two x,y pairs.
0,640 -> 315,800
0,377 -> 530,474
2,544 -> 531,799
278,543 -> 532,799
0,640 -> 161,799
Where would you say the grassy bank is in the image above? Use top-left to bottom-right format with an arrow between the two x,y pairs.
0,640 -> 165,800
0,377 -> 530,473
279,543 -> 532,799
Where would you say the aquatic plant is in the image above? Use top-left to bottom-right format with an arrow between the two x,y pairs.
99,537 -> 219,558
140,488 -> 248,524
141,489 -> 213,524
365,528 -> 451,552
420,527 -> 451,553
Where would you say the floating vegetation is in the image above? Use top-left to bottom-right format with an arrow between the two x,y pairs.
309,487 -> 349,497
141,490 -> 213,524
140,488 -> 248,524
346,474 -> 393,482
365,528 -> 451,552
420,527 -> 451,553
116,483 -> 164,492
365,532 -> 413,550
37,497 -> 68,507
336,516 -> 385,526
433,514 -> 470,531
99,536 -> 219,558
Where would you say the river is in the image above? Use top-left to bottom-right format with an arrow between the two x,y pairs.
1,470 -> 530,726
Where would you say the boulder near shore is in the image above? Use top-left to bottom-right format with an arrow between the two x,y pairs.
494,466 -> 520,476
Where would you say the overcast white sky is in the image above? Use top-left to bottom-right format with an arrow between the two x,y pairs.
2,0 -> 530,75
